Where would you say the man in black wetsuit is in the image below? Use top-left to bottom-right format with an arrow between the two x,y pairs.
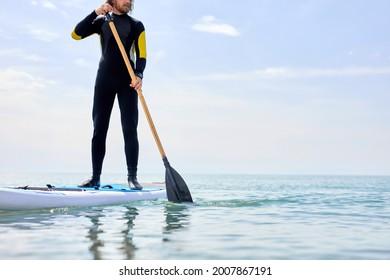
71,0 -> 146,190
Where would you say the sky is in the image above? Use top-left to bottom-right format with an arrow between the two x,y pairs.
0,0 -> 389,176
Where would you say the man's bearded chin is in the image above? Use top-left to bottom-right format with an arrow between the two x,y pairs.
117,4 -> 131,14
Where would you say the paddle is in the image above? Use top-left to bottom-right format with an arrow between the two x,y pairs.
106,13 -> 193,203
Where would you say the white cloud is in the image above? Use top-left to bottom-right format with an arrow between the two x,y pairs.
61,0 -> 89,9
74,58 -> 93,67
0,28 -> 13,40
0,48 -> 46,62
149,50 -> 167,64
192,15 -> 240,36
42,1 -> 57,10
27,25 -> 60,42
30,0 -> 57,9
254,66 -> 390,79
187,66 -> 390,81
0,68 -> 55,93
0,68 -> 91,172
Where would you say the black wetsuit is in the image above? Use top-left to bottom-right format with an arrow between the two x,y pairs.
72,11 -> 146,177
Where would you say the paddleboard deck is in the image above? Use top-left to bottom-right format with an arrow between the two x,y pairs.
0,183 -> 166,211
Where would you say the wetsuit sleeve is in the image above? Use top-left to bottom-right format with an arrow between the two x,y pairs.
71,11 -> 102,40
133,22 -> 147,77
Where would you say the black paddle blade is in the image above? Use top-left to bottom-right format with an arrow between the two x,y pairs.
163,157 -> 193,203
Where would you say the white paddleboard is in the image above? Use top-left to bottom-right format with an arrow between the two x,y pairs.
0,184 -> 166,211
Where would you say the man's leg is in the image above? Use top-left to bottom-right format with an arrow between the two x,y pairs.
80,84 -> 116,188
117,87 -> 142,190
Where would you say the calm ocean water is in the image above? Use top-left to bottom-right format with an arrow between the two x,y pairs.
0,173 -> 389,260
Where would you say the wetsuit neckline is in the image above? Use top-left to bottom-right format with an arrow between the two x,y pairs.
112,12 -> 129,17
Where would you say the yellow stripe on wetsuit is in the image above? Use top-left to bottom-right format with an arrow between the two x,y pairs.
138,31 -> 147,59
71,29 -> 82,40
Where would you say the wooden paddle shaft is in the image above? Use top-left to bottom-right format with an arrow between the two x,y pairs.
108,21 -> 167,159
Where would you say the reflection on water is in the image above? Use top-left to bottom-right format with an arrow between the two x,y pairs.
85,207 -> 139,260
0,211 -> 56,230
85,209 -> 104,260
0,203 -> 191,259
163,203 -> 190,242
84,204 -> 191,259
119,207 -> 139,260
